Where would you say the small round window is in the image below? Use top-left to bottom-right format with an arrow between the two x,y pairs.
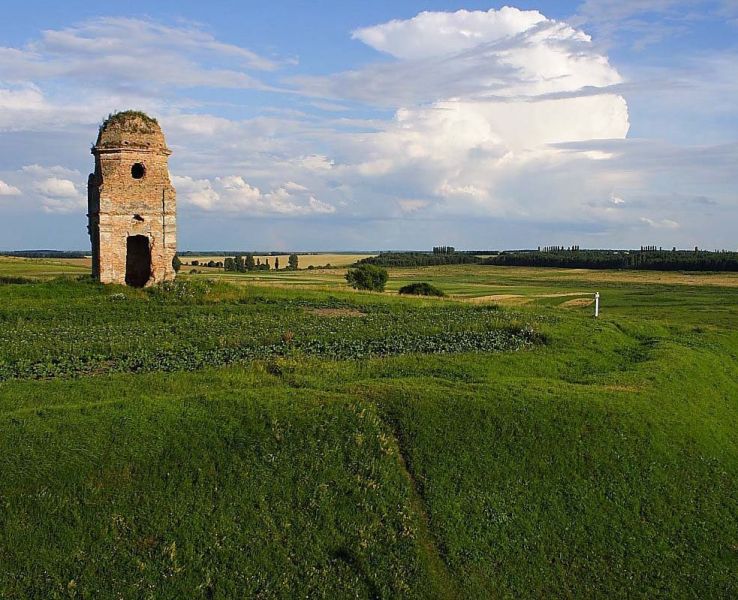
131,163 -> 146,179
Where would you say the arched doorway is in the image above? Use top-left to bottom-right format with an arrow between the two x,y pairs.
125,235 -> 151,287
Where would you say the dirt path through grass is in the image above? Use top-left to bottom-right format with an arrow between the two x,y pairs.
381,408 -> 460,599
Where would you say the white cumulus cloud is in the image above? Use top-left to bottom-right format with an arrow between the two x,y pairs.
3,8 -> 734,249
0,179 -> 21,195
352,7 -> 548,60
17,164 -> 86,213
301,7 -> 625,105
172,174 -> 335,216
287,7 -> 632,222
33,177 -> 79,198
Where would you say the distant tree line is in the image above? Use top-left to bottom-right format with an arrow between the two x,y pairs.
357,251 -> 480,267
1,250 -> 87,258
489,249 -> 738,271
355,247 -> 738,271
189,260 -> 224,268
539,245 -> 580,252
178,251 -> 289,257
224,253 -> 299,272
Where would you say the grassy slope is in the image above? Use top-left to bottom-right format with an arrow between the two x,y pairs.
373,323 -> 738,597
0,266 -> 736,598
1,375 -> 439,598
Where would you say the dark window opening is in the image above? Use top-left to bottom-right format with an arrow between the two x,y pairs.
131,163 -> 146,179
125,235 -> 151,287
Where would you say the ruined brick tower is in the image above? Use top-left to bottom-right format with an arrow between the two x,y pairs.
88,111 -> 176,286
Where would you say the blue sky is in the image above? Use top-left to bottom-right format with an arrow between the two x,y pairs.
1,1 -> 737,251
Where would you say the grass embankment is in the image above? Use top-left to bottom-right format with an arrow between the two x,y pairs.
0,268 -> 736,598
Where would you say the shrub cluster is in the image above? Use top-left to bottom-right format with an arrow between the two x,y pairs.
346,264 -> 388,291
398,282 -> 445,297
224,253 -> 299,272
0,276 -> 36,285
358,252 -> 480,267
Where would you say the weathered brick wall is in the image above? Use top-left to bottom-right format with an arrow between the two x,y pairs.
88,114 -> 177,286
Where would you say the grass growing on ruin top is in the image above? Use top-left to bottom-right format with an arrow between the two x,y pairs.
99,109 -> 159,131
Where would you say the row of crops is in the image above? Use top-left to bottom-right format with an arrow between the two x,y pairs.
0,279 -> 544,380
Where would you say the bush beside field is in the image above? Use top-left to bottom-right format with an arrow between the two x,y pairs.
0,275 -> 736,598
398,282 -> 445,297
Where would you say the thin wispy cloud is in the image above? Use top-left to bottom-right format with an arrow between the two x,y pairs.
571,0 -> 738,48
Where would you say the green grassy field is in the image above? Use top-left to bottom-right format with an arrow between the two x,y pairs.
0,256 -> 90,278
0,259 -> 736,598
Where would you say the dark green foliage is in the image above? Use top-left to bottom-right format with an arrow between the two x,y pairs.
398,282 -> 445,297
224,254 -> 270,272
224,255 -> 246,272
0,276 -> 36,284
172,254 -> 182,272
0,250 -> 87,259
346,264 -> 389,291
289,253 -> 299,270
359,252 -> 480,267
490,249 -> 738,271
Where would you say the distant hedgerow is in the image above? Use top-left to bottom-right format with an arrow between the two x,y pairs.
0,276 -> 36,285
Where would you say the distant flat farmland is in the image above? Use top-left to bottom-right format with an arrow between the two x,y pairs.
183,253 -> 375,268
0,256 -> 90,278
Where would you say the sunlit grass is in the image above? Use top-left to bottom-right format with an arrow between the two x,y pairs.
0,261 -> 736,598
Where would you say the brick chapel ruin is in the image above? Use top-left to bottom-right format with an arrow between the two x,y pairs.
88,111 -> 177,286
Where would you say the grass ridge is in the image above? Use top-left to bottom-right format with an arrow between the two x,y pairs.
376,401 -> 460,599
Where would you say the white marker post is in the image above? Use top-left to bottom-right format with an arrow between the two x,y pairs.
594,292 -> 600,318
